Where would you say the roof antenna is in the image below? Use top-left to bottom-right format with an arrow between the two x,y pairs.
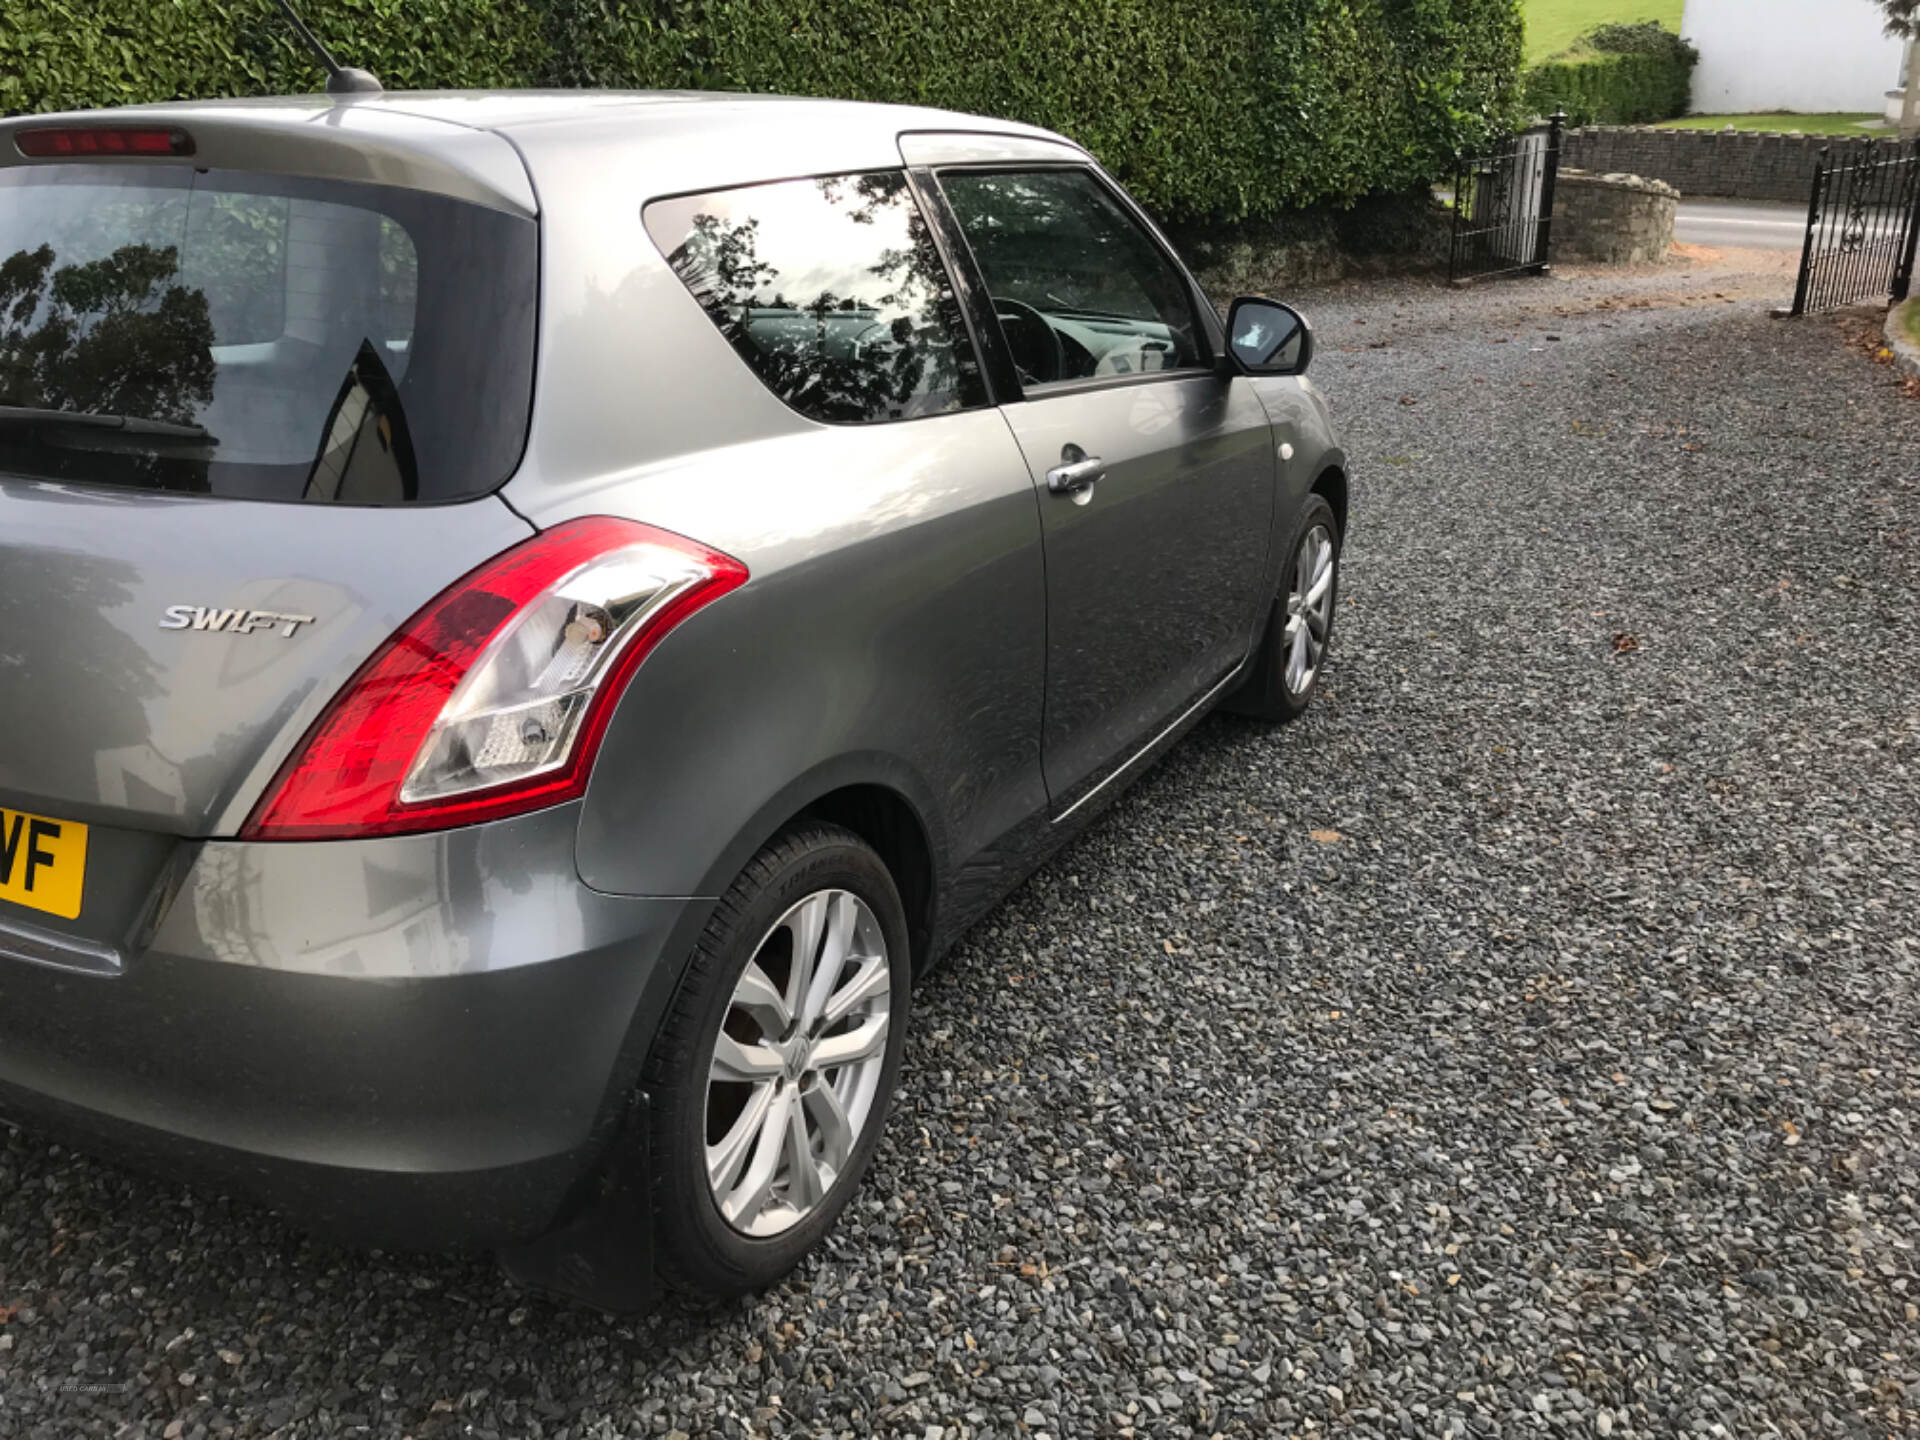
270,0 -> 383,95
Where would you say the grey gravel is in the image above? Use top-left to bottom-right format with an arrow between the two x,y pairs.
4,259 -> 1919,1438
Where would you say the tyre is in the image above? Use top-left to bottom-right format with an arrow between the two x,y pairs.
643,823 -> 911,1300
1225,493 -> 1341,723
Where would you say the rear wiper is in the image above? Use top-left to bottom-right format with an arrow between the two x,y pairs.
0,405 -> 214,441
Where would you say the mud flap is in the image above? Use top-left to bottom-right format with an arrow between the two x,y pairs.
496,1092 -> 656,1314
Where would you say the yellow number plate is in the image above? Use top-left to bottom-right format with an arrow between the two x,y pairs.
0,806 -> 88,920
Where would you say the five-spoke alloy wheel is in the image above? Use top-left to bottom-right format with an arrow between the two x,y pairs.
644,824 -> 910,1300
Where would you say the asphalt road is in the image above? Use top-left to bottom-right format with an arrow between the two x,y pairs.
1673,198 -> 1809,251
2,258 -> 1916,1439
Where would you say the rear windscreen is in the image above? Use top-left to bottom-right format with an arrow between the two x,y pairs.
0,165 -> 536,504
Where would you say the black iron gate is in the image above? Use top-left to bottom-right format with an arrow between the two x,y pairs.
1789,140 -> 1920,316
1448,112 -> 1564,284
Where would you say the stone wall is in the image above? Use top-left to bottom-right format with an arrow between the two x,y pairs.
1169,189 -> 1454,300
1561,125 -> 1901,203
1552,169 -> 1677,264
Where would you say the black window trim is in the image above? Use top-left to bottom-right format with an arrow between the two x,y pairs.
640,164 -> 994,430
903,166 -> 1021,407
921,160 -> 1227,406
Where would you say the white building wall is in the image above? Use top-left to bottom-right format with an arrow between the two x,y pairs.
1681,0 -> 1904,113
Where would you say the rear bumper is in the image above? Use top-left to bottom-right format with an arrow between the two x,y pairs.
0,1075 -> 593,1248
0,804 -> 709,1249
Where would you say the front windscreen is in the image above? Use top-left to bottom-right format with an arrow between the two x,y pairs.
0,165 -> 536,503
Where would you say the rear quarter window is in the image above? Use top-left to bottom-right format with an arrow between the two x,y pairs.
645,171 -> 986,425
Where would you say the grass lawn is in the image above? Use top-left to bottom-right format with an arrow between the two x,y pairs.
1656,112 -> 1885,135
1522,0 -> 1683,63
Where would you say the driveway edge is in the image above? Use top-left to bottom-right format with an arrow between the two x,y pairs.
1886,298 -> 1920,379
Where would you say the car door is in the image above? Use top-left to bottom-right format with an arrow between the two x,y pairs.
931,164 -> 1275,814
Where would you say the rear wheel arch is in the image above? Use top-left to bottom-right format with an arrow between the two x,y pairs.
791,784 -> 937,976
683,758 -> 947,979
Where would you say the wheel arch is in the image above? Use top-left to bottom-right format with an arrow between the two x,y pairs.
792,784 -> 937,976
690,755 -> 947,978
1311,463 -> 1349,540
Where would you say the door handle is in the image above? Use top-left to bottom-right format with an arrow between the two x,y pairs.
1046,446 -> 1105,496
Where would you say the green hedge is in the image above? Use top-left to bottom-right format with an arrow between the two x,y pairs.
0,2 -> 552,115
0,0 -> 1525,224
1523,21 -> 1695,126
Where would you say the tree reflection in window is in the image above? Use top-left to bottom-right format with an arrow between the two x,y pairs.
649,172 -> 984,425
0,241 -> 215,426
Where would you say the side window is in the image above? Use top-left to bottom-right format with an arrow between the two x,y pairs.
645,171 -> 986,424
938,168 -> 1204,388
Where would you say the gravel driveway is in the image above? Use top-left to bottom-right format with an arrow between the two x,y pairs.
4,259 -> 1918,1439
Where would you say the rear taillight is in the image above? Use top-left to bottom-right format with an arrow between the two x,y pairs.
242,517 -> 747,841
14,128 -> 194,159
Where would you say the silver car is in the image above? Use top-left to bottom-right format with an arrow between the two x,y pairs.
0,91 -> 1347,1309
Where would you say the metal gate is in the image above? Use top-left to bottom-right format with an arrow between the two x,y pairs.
1447,112 -> 1564,284
1788,140 -> 1920,316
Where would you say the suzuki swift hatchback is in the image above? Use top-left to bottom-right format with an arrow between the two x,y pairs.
0,90 -> 1347,1309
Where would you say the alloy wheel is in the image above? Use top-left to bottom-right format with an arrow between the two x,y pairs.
703,888 -> 893,1237
1283,523 -> 1335,695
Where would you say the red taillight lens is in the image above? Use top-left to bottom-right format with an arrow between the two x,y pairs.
241,517 -> 747,841
14,127 -> 194,159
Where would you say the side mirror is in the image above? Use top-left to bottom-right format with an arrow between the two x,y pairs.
1223,296 -> 1313,377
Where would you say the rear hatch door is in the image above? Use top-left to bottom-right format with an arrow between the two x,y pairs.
0,108 -> 541,947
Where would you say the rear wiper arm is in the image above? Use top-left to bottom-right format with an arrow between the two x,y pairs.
0,405 -> 214,441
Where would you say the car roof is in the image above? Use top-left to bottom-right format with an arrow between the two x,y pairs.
110,88 -> 1076,148
1,90 -> 1087,216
